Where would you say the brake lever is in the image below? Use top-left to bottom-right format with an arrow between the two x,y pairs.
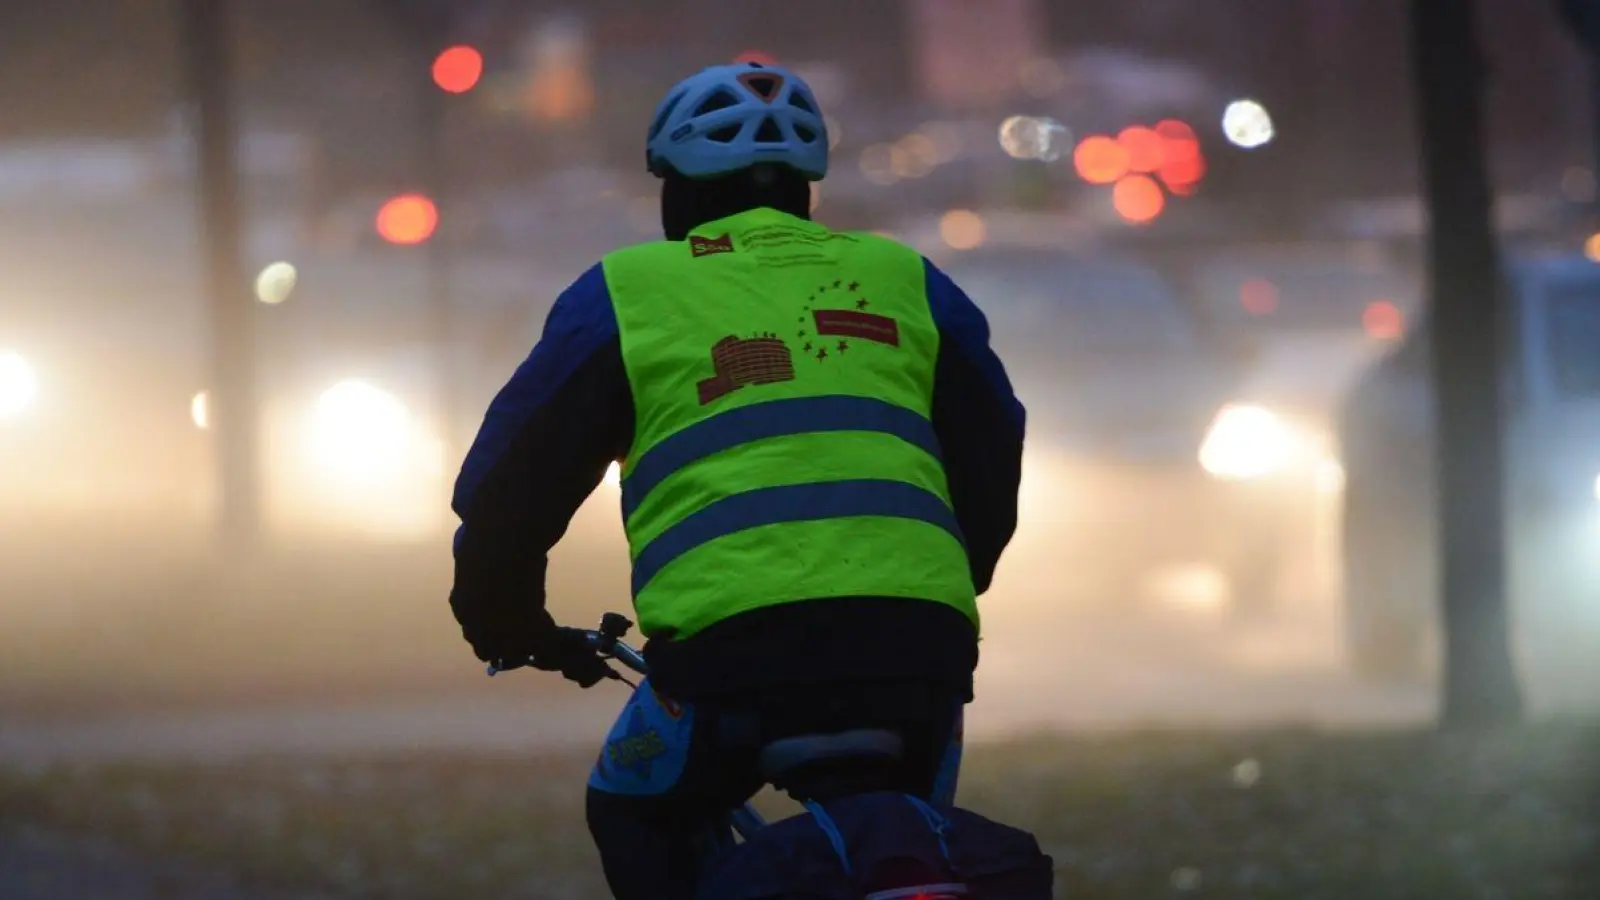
607,665 -> 638,689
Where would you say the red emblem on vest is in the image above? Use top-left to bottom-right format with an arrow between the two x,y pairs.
696,334 -> 796,405
690,233 -> 735,257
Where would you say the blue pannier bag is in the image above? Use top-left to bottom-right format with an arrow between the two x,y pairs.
695,791 -> 1054,899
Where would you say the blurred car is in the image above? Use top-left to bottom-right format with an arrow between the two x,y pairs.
942,242 -> 1332,618
0,199 -> 564,547
1338,253 -> 1600,682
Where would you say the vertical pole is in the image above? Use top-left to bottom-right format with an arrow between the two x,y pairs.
1413,0 -> 1523,726
180,0 -> 259,550
418,31 -> 458,492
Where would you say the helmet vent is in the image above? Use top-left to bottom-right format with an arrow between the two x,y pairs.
788,92 -> 816,114
753,116 -> 784,143
738,72 -> 784,102
793,123 -> 818,143
693,89 -> 741,117
648,93 -> 685,140
706,124 -> 742,144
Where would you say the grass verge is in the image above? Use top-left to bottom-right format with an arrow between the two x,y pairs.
2,725 -> 1597,898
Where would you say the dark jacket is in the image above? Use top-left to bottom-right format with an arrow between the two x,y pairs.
449,253 -> 1025,701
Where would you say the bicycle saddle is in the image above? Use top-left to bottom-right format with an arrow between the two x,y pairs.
758,728 -> 905,781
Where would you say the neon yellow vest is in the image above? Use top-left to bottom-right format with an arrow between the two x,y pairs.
601,208 -> 978,640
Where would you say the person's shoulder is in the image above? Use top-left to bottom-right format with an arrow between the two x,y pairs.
603,238 -> 687,266
542,262 -> 616,334
834,227 -> 918,255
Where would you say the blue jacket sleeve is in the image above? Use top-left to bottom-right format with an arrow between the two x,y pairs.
924,257 -> 1026,595
449,263 -> 634,662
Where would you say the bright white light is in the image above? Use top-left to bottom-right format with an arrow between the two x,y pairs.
999,115 -> 1070,162
1314,457 -> 1346,495
1592,472 -> 1600,503
307,380 -> 415,484
0,350 -> 39,420
603,461 -> 621,487
255,261 -> 298,305
191,390 -> 209,430
1199,403 -> 1292,480
1222,98 -> 1274,149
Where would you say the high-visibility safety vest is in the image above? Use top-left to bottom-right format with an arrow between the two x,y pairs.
601,207 -> 979,641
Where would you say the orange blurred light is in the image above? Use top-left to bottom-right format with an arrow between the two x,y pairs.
1363,299 -> 1405,340
1113,174 -> 1166,224
1155,119 -> 1198,145
1240,278 -> 1279,315
1073,135 -> 1130,185
432,45 -> 484,94
376,194 -> 439,245
1154,119 -> 1203,191
1158,152 -> 1207,192
735,49 -> 779,65
1117,126 -> 1166,174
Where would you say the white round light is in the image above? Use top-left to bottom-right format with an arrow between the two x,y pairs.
254,261 -> 298,305
1222,99 -> 1275,150
999,115 -> 1070,162
191,390 -> 209,430
308,380 -> 414,483
0,350 -> 39,420
1199,403 -> 1291,480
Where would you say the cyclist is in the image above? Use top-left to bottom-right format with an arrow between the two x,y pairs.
448,61 -> 1025,900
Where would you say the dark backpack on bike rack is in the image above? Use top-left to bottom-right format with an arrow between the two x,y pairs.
695,791 -> 1054,900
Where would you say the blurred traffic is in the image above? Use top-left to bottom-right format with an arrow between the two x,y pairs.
0,0 -> 1597,719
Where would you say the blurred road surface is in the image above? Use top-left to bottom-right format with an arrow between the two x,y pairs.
0,605 -> 1435,767
0,827 -> 333,900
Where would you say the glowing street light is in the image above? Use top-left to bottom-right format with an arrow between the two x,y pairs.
376,194 -> 439,245
1223,99 -> 1275,149
1112,174 -> 1166,224
0,350 -> 38,420
939,210 -> 986,250
191,390 -> 210,430
254,261 -> 297,305
432,45 -> 484,94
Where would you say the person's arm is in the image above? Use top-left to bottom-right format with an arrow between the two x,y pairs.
923,257 -> 1026,594
450,263 -> 634,665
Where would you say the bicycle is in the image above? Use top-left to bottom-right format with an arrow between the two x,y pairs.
488,612 -> 1052,899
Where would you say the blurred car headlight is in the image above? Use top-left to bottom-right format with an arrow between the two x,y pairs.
1198,403 -> 1293,481
304,379 -> 432,486
0,349 -> 39,420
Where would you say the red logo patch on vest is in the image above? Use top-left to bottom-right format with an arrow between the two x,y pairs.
812,309 -> 901,347
695,334 -> 796,405
690,233 -> 735,257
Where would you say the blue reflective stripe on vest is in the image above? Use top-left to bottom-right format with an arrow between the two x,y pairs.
631,479 -> 965,595
621,395 -> 942,519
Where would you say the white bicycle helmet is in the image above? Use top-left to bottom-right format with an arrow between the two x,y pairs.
646,62 -> 829,181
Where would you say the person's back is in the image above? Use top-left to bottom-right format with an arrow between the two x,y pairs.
447,62 -> 1025,900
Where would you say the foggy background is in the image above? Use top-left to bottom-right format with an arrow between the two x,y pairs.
2,0 -> 1594,749
0,1 -> 1598,896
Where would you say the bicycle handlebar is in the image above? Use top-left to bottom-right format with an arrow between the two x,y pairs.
581,628 -> 648,675
485,612 -> 647,678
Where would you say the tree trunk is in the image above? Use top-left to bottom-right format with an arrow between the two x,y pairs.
180,0 -> 260,552
1412,0 -> 1524,726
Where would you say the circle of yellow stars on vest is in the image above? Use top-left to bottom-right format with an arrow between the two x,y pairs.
798,279 -> 871,363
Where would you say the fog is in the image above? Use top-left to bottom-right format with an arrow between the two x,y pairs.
2,3 -> 1599,896
2,0 -> 1599,763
